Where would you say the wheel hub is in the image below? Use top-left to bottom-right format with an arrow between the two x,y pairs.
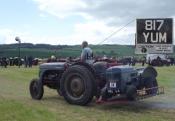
70,77 -> 84,97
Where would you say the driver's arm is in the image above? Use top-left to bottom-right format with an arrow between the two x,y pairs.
81,49 -> 86,62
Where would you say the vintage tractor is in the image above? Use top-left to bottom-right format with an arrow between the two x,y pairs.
29,61 -> 164,105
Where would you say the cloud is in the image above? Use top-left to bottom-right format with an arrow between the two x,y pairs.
39,13 -> 47,18
32,0 -> 143,45
32,0 -> 175,45
0,28 -> 61,44
80,0 -> 175,26
1,0 -> 174,45
0,29 -> 28,44
34,0 -> 175,24
0,21 -> 135,45
72,20 -> 136,45
33,0 -> 88,18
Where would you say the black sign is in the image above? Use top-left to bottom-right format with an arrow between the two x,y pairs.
136,18 -> 173,44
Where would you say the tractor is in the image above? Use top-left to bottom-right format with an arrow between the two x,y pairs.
29,61 -> 164,105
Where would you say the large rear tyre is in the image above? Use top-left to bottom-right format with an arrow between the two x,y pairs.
60,65 -> 95,105
29,79 -> 44,100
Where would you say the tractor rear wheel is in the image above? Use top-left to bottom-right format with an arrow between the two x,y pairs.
29,78 -> 44,100
60,65 -> 95,105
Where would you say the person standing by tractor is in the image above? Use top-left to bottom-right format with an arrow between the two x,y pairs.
142,56 -> 146,66
81,41 -> 94,64
24,56 -> 28,68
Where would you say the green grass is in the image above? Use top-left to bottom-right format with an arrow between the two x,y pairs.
0,66 -> 175,121
156,66 -> 175,88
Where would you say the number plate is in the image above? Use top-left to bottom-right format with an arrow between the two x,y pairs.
110,82 -> 116,88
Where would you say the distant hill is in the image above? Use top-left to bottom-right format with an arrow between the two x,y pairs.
0,43 -> 174,58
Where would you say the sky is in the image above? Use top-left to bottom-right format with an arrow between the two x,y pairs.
0,0 -> 174,45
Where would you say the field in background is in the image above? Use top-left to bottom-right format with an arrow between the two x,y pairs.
0,44 -> 136,58
0,65 -> 175,121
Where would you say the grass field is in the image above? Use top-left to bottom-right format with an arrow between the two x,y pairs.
0,65 -> 175,121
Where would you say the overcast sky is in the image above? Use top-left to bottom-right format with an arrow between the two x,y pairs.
0,0 -> 174,45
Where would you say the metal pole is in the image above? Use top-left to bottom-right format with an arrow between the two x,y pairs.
15,37 -> 21,68
18,42 -> 21,68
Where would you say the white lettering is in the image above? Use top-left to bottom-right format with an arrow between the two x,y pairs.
145,20 -> 164,31
151,32 -> 159,43
145,20 -> 152,30
159,32 -> 167,43
157,20 -> 164,30
143,32 -> 149,42
153,20 -> 156,30
142,32 -> 167,43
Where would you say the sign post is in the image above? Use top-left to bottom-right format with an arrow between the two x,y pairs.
135,18 -> 173,54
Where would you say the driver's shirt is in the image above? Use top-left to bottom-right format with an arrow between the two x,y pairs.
81,47 -> 94,64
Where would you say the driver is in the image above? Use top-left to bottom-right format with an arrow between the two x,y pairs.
81,41 -> 94,64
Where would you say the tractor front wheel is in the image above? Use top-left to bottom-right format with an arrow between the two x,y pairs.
29,78 -> 44,100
